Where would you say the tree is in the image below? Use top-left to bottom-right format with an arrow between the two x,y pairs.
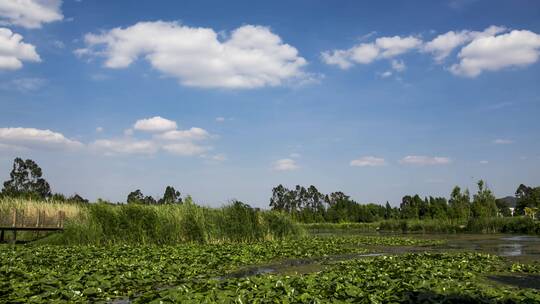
2,158 -> 51,199
515,184 -> 540,215
471,180 -> 497,218
159,186 -> 182,204
127,189 -> 144,204
448,186 -> 471,220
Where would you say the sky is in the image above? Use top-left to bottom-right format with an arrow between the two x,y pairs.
0,0 -> 539,207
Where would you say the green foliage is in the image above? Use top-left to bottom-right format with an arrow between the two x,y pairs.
516,184 -> 540,216
0,236 -> 445,303
135,252 -> 540,303
53,201 -> 303,245
159,186 -> 182,204
1,158 -> 51,200
472,180 -> 498,218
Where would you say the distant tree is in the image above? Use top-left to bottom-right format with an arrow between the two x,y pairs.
159,186 -> 182,204
1,158 -> 51,199
68,194 -> 89,204
384,201 -> 395,219
51,193 -> 67,201
269,184 -> 292,212
127,189 -> 144,204
495,199 -> 512,217
515,184 -> 540,215
400,195 -> 423,219
448,186 -> 471,220
471,180 -> 498,218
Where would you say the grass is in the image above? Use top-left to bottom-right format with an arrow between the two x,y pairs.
0,199 -> 302,244
303,217 -> 540,234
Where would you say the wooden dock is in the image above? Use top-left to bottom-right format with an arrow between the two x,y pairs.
0,209 -> 65,243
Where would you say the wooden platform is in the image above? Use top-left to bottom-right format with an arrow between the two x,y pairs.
0,209 -> 65,243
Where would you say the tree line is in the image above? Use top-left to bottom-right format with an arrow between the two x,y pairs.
0,158 -> 185,205
269,181 -> 540,223
1,157 -> 538,220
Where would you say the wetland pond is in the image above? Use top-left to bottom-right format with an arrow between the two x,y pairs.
228,233 -> 540,278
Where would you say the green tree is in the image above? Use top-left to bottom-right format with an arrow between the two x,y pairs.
127,189 -> 144,204
448,186 -> 471,220
159,186 -> 182,204
471,180 -> 497,218
1,158 -> 51,199
515,184 -> 540,215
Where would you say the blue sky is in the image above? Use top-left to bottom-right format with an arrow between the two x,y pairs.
0,0 -> 539,207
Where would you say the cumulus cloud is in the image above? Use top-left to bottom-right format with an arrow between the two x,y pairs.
350,156 -> 386,167
423,26 -> 505,62
90,139 -> 157,155
75,21 -> 308,89
321,35 -> 421,69
399,155 -> 451,165
133,116 -> 177,132
450,29 -> 540,77
323,25 -> 540,77
0,27 -> 40,70
155,127 -> 210,141
93,116 -> 214,157
162,142 -> 210,156
272,158 -> 299,171
0,127 -> 82,150
493,139 -> 513,144
0,0 -> 63,29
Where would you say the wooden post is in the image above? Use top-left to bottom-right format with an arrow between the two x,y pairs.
58,211 -> 65,228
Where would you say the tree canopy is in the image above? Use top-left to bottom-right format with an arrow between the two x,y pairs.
1,158 -> 51,199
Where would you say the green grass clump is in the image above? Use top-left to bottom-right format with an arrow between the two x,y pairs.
303,217 -> 540,235
51,201 -> 302,245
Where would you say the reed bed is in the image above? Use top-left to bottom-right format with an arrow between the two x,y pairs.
0,199 -> 305,245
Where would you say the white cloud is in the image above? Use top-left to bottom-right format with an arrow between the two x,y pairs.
215,117 -> 226,122
480,160 -> 489,164
375,36 -> 422,58
155,127 -> 209,141
96,127 -> 103,133
76,21 -> 308,89
1,77 -> 45,91
321,35 -> 420,69
391,59 -> 406,72
93,117 -> 213,157
289,152 -> 301,158
379,71 -> 392,78
399,155 -> 451,165
0,127 -> 82,150
423,26 -> 505,62
133,116 -> 177,132
162,142 -> 209,156
91,139 -> 157,155
450,29 -> 540,77
0,0 -> 63,29
493,139 -> 513,144
350,156 -> 386,167
272,158 -> 299,171
0,27 -> 40,70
